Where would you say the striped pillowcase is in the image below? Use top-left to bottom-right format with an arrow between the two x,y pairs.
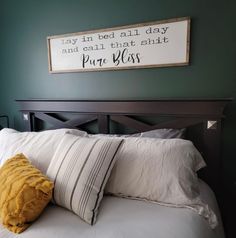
46,134 -> 122,225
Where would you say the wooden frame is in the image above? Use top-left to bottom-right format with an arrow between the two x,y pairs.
47,17 -> 190,73
16,98 -> 231,195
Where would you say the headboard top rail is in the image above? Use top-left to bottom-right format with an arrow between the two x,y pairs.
16,98 -> 231,117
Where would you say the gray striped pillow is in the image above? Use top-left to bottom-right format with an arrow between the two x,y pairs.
46,134 -> 122,225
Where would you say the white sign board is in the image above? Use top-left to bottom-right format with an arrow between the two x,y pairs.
47,17 -> 190,73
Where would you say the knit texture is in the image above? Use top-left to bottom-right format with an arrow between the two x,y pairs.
0,154 -> 53,233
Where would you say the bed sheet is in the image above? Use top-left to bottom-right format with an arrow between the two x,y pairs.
0,180 -> 224,238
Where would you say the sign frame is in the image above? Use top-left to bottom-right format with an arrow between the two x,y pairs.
47,17 -> 190,73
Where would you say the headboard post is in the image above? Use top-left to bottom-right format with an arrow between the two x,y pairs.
201,119 -> 222,193
98,115 -> 109,134
21,112 -> 33,131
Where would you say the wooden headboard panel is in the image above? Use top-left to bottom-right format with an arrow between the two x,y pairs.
16,99 -> 231,194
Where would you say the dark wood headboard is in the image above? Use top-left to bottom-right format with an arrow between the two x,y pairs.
16,99 -> 231,195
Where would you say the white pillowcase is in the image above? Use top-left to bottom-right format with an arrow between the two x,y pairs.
46,134 -> 123,225
134,128 -> 185,138
90,128 -> 185,139
105,137 -> 217,228
0,128 -> 87,173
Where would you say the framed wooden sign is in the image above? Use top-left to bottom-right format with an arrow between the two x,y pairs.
47,17 -> 190,73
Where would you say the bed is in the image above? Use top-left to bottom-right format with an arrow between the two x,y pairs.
0,99 -> 230,238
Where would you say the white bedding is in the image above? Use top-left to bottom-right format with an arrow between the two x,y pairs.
0,180 -> 224,238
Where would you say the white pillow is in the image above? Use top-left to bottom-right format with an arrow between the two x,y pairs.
46,134 -> 123,225
134,128 -> 185,138
0,128 -> 87,173
105,137 -> 218,228
90,128 -> 185,139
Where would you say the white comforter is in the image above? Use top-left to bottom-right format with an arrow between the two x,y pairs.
0,180 -> 224,238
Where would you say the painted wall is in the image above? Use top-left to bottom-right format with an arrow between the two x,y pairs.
1,0 -> 236,235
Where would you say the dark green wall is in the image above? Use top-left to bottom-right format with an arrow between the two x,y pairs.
1,0 -> 236,232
